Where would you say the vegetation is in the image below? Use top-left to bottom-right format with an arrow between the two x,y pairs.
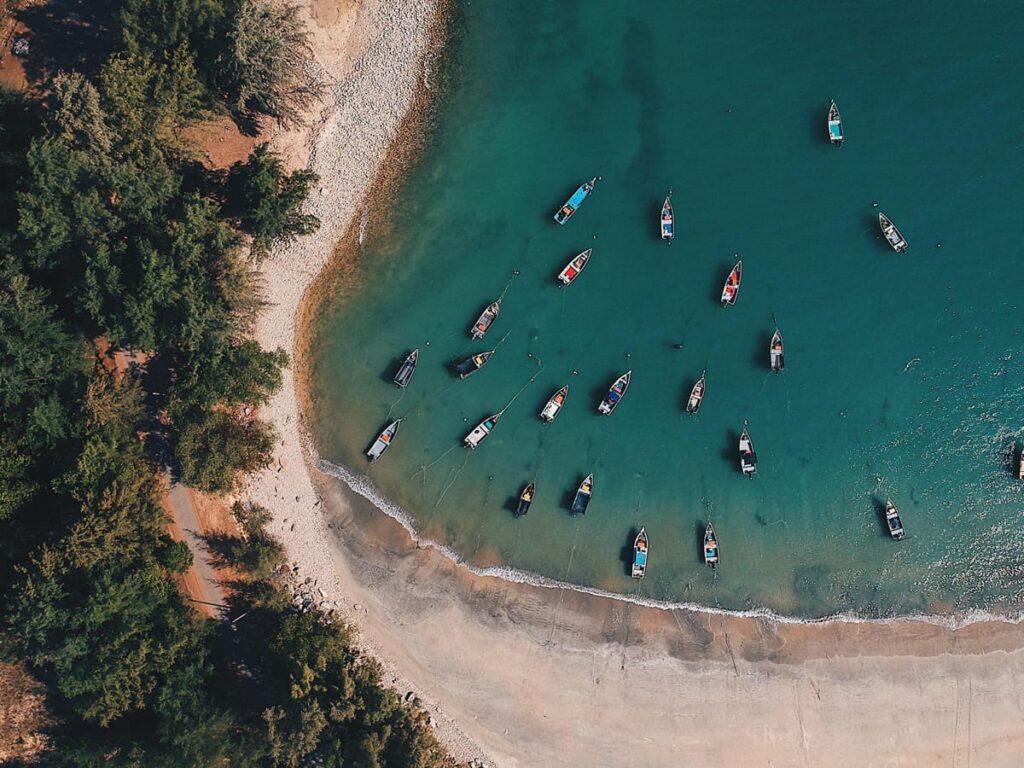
0,1 -> 452,765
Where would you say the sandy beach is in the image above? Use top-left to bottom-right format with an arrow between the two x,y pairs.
249,2 -> 1024,765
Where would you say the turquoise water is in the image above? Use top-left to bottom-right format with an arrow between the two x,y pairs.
309,0 -> 1024,619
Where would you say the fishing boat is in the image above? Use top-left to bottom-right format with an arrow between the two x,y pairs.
454,350 -> 494,379
553,176 -> 599,225
366,419 -> 401,462
827,99 -> 844,146
631,527 -> 649,578
770,328 -> 785,373
739,422 -> 758,477
570,474 -> 593,515
721,260 -> 742,306
516,482 -> 535,517
557,248 -> 592,286
878,212 -> 908,252
884,498 -> 906,540
540,385 -> 569,421
660,194 -> 674,243
393,348 -> 420,387
597,370 -> 631,415
1018,447 -> 1024,480
685,369 -> 706,414
703,521 -> 719,567
469,300 -> 501,339
464,413 -> 500,449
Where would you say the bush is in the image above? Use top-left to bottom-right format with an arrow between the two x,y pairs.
175,410 -> 275,494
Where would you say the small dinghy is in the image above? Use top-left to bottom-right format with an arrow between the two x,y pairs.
540,385 -> 569,421
770,328 -> 785,373
721,260 -> 742,306
660,194 -> 674,243
878,212 -> 908,252
739,422 -> 758,477
1018,447 -> 1024,480
571,473 -> 593,515
703,521 -> 719,567
464,413 -> 500,449
885,498 -> 906,540
516,482 -> 535,517
597,370 -> 631,415
455,350 -> 494,379
685,369 -> 706,414
393,348 -> 420,387
366,419 -> 401,462
557,248 -> 592,286
470,300 -> 501,339
828,99 -> 844,146
553,177 -> 599,225
631,527 -> 649,578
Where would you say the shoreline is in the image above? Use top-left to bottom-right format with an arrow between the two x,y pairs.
251,1 -> 1024,763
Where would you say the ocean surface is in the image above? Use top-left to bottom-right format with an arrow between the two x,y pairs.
308,0 -> 1024,619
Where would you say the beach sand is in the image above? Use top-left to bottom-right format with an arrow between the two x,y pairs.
249,2 -> 1024,764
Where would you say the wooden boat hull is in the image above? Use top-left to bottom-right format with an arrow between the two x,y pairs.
878,212 -> 908,252
598,370 -> 631,415
393,348 -> 420,387
721,260 -> 742,305
571,474 -> 593,515
631,527 -> 648,578
557,249 -> 592,286
540,385 -> 568,421
455,351 -> 493,379
703,523 -> 719,566
885,499 -> 906,540
686,371 -> 706,414
660,195 -> 674,242
553,177 -> 599,225
366,419 -> 401,461
516,483 -> 534,517
470,300 -> 501,340
464,414 -> 500,449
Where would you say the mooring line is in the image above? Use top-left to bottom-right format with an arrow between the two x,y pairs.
408,443 -> 458,482
433,452 -> 470,509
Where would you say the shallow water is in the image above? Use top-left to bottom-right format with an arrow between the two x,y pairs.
309,0 -> 1024,618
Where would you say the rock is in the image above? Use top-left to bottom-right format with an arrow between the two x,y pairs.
428,717 -> 437,728
353,604 -> 362,611
405,691 -> 415,702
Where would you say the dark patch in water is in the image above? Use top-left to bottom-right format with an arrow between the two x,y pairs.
720,429 -> 740,472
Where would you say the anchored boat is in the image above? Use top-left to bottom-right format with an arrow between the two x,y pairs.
557,248 -> 592,286
631,527 -> 649,578
660,194 -> 674,243
703,521 -> 719,567
540,385 -> 569,421
1018,447 -> 1024,480
470,300 -> 501,339
828,99 -> 844,146
878,212 -> 908,252
685,369 -> 706,414
571,474 -> 593,515
885,498 -> 906,540
770,328 -> 785,373
455,350 -> 494,379
464,413 -> 501,449
553,177 -> 599,225
597,370 -> 631,415
721,260 -> 742,306
393,348 -> 419,387
516,482 -> 535,517
739,422 -> 758,477
366,419 -> 401,462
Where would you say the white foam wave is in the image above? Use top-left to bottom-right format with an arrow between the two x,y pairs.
313,453 -> 1024,631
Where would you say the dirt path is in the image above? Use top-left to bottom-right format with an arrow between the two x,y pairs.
164,480 -> 227,618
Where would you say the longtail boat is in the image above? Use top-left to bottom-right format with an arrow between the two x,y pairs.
455,350 -> 494,379
557,248 -> 592,286
464,413 -> 500,449
571,474 -> 593,515
828,99 -> 844,146
516,483 -> 534,517
721,260 -> 742,306
553,177 -> 599,225
540,385 -> 569,421
631,527 -> 649,578
739,422 -> 758,477
597,370 -> 631,415
685,369 -> 706,414
366,419 -> 401,462
878,212 -> 908,252
393,348 -> 419,387
660,194 -> 674,243
703,521 -> 719,566
885,498 -> 906,540
770,328 -> 785,373
469,300 -> 501,340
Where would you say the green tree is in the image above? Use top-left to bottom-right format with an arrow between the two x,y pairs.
175,410 -> 275,493
49,71 -> 114,156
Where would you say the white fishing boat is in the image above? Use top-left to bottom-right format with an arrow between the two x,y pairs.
685,369 -> 706,414
540,385 -> 569,421
393,348 -> 419,387
631,527 -> 649,578
770,328 -> 785,373
828,99 -> 844,146
660,194 -> 674,243
597,371 -> 631,415
885,498 -> 906,540
469,300 -> 501,339
878,212 -> 908,252
464,413 -> 501,449
557,249 -> 592,286
739,422 -> 757,477
366,419 -> 401,462
721,260 -> 742,306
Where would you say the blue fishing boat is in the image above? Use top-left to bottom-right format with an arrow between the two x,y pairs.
631,527 -> 648,578
553,176 -> 600,225
571,474 -> 593,515
828,99 -> 844,146
597,370 -> 631,415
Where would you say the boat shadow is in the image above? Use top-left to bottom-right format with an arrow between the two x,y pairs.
1002,441 -> 1018,475
720,429 -> 741,474
560,477 -> 586,515
871,496 -> 892,537
503,492 -> 523,518
379,353 -> 408,385
863,212 -> 888,252
693,520 -> 708,563
751,331 -> 772,370
808,107 -> 826,145
621,526 -> 639,577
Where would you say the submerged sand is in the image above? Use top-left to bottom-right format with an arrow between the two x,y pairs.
249,2 -> 1024,765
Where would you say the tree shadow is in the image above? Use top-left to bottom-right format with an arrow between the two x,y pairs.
16,1 -> 120,85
